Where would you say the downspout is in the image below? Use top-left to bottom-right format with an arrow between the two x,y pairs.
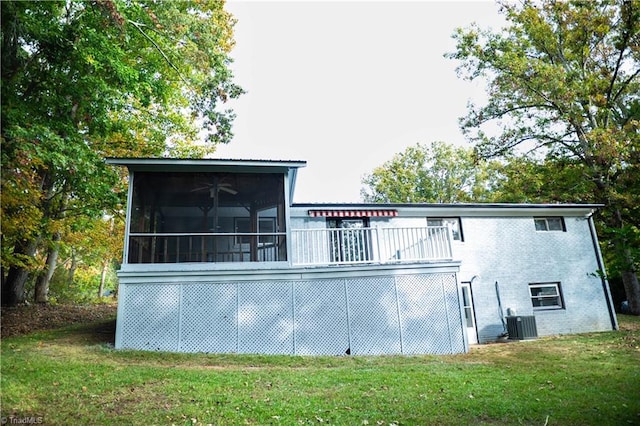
284,171 -> 292,264
587,210 -> 618,330
495,281 -> 508,338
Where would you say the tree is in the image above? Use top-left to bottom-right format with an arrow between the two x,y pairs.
361,141 -> 502,203
1,1 -> 243,306
488,156 -> 597,204
62,215 -> 124,300
448,0 -> 640,313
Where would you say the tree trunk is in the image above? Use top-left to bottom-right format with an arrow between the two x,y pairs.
34,232 -> 61,304
1,238 -> 40,306
68,249 -> 78,285
621,270 -> 640,315
98,261 -> 108,298
621,247 -> 640,315
3,267 -> 31,307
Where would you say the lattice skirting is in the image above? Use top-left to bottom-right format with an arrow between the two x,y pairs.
116,273 -> 466,355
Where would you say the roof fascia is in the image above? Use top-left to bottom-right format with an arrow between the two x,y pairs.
290,203 -> 602,218
105,158 -> 307,173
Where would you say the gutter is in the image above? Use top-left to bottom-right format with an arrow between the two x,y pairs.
587,210 -> 618,330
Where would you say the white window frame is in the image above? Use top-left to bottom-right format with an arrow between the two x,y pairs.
529,282 -> 564,310
534,217 -> 565,232
427,217 -> 463,241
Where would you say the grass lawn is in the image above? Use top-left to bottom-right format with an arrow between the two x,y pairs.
1,311 -> 639,426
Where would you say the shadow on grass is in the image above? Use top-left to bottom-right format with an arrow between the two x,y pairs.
40,318 -> 117,348
84,318 -> 117,345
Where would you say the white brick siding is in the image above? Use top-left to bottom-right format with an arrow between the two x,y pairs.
455,215 -> 613,342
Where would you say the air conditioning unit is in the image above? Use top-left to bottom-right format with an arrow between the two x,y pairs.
506,315 -> 538,340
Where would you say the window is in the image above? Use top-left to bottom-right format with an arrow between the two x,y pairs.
534,217 -> 565,232
529,283 -> 564,310
427,217 -> 463,241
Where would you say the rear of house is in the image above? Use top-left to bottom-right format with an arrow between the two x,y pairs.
108,158 -> 617,355
291,203 -> 617,344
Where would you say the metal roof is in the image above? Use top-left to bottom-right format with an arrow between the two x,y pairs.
105,157 -> 307,170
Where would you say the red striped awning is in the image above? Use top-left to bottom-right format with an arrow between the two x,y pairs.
308,210 -> 398,218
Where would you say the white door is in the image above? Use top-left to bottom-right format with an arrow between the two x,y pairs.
461,282 -> 478,344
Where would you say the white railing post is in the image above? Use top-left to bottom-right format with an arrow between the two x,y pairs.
445,223 -> 454,258
371,227 -> 382,262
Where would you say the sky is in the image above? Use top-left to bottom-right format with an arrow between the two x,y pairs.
215,1 -> 506,203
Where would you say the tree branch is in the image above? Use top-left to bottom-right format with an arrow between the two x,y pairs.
126,19 -> 190,87
611,68 -> 640,105
605,5 -> 634,111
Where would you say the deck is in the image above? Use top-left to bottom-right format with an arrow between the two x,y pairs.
125,226 -> 454,266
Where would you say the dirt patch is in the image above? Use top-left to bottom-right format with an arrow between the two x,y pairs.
1,302 -> 117,338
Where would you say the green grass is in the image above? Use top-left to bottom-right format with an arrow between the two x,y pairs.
2,316 -> 639,426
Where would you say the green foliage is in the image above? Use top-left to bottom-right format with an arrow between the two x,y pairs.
489,156 -> 596,203
44,216 -> 123,304
1,315 -> 639,425
1,1 -> 243,304
447,0 -> 639,211
449,1 -> 639,162
601,222 -> 640,276
46,266 -> 115,304
361,141 -> 502,203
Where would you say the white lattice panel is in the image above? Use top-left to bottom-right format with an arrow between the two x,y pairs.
237,282 -> 294,354
119,284 -> 180,351
117,272 -> 466,355
442,274 -> 466,353
347,277 -> 402,355
180,283 -> 237,353
294,279 -> 350,355
396,274 -> 460,354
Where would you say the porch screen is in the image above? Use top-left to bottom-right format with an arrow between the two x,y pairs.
128,172 -> 286,263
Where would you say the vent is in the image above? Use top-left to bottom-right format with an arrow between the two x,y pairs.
506,316 -> 538,340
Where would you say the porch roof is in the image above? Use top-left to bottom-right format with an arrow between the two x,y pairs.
106,157 -> 307,202
105,157 -> 306,171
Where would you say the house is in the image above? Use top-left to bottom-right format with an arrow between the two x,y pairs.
107,158 -> 617,355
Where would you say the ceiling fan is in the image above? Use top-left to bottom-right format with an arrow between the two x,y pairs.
191,181 -> 238,197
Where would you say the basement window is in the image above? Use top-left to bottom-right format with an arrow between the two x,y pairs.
529,282 -> 564,310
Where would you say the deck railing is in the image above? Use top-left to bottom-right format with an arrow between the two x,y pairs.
127,233 -> 286,264
125,226 -> 453,266
290,226 -> 453,266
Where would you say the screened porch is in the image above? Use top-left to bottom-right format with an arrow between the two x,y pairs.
126,170 -> 288,264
